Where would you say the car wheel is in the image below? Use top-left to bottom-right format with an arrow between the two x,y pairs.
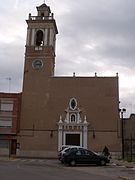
100,160 -> 106,166
69,160 -> 76,166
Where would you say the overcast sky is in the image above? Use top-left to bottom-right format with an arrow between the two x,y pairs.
0,0 -> 135,117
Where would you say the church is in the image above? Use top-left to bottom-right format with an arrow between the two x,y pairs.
17,3 -> 121,158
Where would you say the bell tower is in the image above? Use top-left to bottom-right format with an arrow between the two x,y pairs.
23,3 -> 58,92
20,3 -> 58,131
18,4 -> 58,156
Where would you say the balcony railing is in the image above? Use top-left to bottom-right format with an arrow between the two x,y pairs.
28,13 -> 54,21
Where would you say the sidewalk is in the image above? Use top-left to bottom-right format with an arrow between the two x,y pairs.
0,156 -> 135,170
0,156 -> 60,165
111,159 -> 135,169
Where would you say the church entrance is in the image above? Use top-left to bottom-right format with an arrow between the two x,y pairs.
57,98 -> 88,150
65,133 -> 80,146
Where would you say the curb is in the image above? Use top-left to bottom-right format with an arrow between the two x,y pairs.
118,176 -> 132,180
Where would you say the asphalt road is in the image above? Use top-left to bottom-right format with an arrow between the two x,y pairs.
0,158 -> 135,180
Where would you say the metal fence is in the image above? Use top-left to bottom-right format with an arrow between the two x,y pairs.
124,138 -> 135,162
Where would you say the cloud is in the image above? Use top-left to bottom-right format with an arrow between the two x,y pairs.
0,0 -> 135,116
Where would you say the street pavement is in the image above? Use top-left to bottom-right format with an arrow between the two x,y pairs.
0,157 -> 135,179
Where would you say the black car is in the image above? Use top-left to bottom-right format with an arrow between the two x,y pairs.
62,148 -> 110,166
58,146 -> 85,162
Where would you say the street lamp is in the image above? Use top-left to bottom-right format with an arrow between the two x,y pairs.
119,108 -> 126,159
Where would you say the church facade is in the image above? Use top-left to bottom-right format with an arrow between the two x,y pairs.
17,3 -> 121,157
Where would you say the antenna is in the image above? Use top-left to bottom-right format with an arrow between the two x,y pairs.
6,77 -> 11,92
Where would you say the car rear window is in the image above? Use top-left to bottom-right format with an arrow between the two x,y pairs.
65,148 -> 70,152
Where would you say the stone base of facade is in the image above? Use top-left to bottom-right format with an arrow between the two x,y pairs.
111,152 -> 122,159
16,150 -> 58,158
16,150 -> 122,160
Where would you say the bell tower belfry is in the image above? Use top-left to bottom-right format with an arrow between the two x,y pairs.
24,3 -> 58,89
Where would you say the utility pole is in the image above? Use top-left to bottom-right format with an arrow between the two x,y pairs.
119,108 -> 126,159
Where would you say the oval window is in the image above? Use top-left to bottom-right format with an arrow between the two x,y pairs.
70,98 -> 77,110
